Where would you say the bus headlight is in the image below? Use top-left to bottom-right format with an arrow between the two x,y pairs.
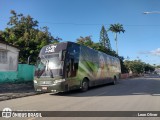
54,79 -> 65,84
34,80 -> 38,84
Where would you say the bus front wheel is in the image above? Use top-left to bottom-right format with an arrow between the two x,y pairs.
81,79 -> 89,92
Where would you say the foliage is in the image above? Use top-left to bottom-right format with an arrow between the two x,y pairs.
0,10 -> 60,64
144,63 -> 155,72
99,25 -> 111,50
76,36 -> 93,48
76,36 -> 115,56
124,60 -> 155,74
109,23 -> 125,33
109,23 -> 125,54
118,56 -> 128,73
156,65 -> 160,68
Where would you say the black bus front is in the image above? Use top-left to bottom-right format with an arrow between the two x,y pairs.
34,42 -> 80,93
34,42 -> 68,93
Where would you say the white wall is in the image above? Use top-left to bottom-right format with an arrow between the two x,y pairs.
155,68 -> 160,75
0,43 -> 19,71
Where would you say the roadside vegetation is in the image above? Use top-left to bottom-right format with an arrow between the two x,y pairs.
0,10 -> 61,64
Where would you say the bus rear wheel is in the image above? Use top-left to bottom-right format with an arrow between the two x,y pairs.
81,79 -> 89,92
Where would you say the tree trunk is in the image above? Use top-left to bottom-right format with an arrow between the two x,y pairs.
115,33 -> 118,54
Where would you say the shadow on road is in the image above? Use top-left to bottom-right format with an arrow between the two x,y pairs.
50,75 -> 160,97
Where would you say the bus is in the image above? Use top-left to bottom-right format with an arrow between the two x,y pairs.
34,42 -> 121,93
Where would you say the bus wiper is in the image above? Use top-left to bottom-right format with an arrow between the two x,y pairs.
50,68 -> 54,78
37,69 -> 40,78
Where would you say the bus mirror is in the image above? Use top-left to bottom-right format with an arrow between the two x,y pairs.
27,55 -> 31,65
36,57 -> 40,66
37,57 -> 40,61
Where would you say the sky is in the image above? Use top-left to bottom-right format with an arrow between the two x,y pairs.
0,0 -> 160,65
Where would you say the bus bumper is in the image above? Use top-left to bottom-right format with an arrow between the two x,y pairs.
34,81 -> 68,93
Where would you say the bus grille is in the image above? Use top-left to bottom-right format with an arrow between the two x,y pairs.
39,81 -> 52,85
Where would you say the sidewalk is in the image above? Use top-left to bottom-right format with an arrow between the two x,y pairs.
0,82 -> 40,101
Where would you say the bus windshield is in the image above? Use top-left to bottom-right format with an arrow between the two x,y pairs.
36,53 -> 63,78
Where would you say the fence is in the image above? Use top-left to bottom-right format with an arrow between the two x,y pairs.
0,71 -> 18,83
17,64 -> 35,82
0,64 -> 35,83
120,73 -> 143,79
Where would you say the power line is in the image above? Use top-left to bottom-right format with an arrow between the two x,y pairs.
34,22 -> 160,27
40,22 -> 108,26
1,19 -> 160,27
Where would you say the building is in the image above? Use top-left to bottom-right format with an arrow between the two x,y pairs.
0,37 -> 19,71
155,68 -> 160,75
0,37 -> 35,83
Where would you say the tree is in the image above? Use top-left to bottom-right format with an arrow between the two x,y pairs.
76,36 -> 93,48
0,10 -> 60,64
156,65 -> 160,68
144,63 -> 155,73
124,60 -> 155,74
109,23 -> 125,54
124,60 -> 144,74
99,25 -> 111,50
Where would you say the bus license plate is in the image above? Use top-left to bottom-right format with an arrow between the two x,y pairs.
42,87 -> 47,90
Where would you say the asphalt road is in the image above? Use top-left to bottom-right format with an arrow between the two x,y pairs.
1,75 -> 160,120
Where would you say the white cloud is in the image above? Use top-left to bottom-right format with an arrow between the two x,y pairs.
150,48 -> 160,56
138,48 -> 160,56
138,51 -> 149,54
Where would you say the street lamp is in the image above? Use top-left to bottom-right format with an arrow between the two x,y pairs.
143,11 -> 160,14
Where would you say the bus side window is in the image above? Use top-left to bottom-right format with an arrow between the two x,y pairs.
66,57 -> 72,77
66,43 -> 80,78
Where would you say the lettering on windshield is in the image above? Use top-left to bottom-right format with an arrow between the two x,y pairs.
45,45 -> 57,53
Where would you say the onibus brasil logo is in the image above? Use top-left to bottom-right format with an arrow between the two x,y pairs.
2,108 -> 12,118
2,107 -> 42,118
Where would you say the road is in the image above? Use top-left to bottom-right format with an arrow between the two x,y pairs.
1,75 -> 160,120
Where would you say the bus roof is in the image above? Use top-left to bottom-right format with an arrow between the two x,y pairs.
40,41 -> 119,60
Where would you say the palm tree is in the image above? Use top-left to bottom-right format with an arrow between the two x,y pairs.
109,23 -> 125,54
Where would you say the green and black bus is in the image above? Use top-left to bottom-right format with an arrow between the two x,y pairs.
34,42 -> 121,93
